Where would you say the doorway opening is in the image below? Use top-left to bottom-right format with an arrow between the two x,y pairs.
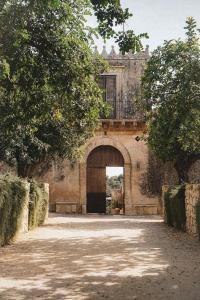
106,167 -> 124,215
86,146 -> 124,214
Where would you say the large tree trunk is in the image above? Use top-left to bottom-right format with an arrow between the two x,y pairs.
17,162 -> 31,178
17,157 -> 51,179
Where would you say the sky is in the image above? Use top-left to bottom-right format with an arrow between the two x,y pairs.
90,0 -> 200,177
106,167 -> 123,178
88,0 -> 200,53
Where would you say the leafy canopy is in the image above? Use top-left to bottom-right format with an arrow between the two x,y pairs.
0,0 -> 107,177
142,17 -> 200,181
91,0 -> 148,54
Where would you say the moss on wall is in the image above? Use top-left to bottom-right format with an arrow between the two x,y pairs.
0,174 -> 28,246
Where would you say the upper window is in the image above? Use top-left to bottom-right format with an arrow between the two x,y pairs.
98,75 -> 117,119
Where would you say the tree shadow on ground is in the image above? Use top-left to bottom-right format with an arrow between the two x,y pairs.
0,214 -> 200,300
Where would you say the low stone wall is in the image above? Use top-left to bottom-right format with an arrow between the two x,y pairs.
132,205 -> 158,215
185,184 -> 200,236
56,202 -> 81,214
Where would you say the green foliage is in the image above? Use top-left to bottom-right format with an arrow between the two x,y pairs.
106,174 -> 123,196
0,174 -> 27,246
111,199 -> 123,209
195,200 -> 200,240
164,185 -> 186,231
91,0 -> 148,53
142,17 -> 200,182
28,181 -> 49,230
0,0 -> 148,178
140,151 -> 164,197
0,0 -> 107,178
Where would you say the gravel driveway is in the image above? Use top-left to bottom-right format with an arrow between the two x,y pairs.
0,214 -> 200,300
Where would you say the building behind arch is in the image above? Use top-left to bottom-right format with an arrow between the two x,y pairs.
40,46 -> 159,215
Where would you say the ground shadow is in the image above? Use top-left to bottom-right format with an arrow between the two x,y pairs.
0,214 -> 200,300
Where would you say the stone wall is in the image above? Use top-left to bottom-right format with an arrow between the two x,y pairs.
17,182 -> 30,236
185,184 -> 200,236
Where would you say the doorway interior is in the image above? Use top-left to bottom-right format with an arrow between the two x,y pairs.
106,167 -> 124,215
86,146 -> 124,214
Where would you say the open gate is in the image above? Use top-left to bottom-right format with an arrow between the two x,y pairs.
87,146 -> 124,214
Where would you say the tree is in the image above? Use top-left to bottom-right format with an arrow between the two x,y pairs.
91,0 -> 148,54
0,0 -> 148,178
0,0 -> 107,177
142,17 -> 200,183
106,174 -> 123,196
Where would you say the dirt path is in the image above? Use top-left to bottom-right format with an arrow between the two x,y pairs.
0,214 -> 200,300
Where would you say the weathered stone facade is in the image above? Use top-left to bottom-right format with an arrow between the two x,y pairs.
39,47 -> 159,215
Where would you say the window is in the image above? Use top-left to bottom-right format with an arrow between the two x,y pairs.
99,75 -> 117,119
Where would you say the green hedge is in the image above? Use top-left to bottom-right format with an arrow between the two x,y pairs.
164,185 -> 186,231
28,181 -> 49,230
196,200 -> 200,240
0,174 -> 28,246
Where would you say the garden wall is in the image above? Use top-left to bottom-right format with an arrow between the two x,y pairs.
162,184 -> 200,237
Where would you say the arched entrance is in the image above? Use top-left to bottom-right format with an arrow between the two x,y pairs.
87,145 -> 124,213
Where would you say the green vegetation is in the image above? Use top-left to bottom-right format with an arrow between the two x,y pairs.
91,0 -> 148,54
195,200 -> 200,240
142,17 -> 200,183
111,199 -> 123,210
28,181 -> 49,230
0,174 -> 28,246
0,0 -> 147,178
0,0 -> 107,178
106,174 -> 123,196
164,185 -> 186,231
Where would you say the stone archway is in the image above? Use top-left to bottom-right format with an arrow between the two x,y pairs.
79,137 -> 132,214
87,145 -> 124,213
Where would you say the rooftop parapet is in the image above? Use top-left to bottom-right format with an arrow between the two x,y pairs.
94,45 -> 150,60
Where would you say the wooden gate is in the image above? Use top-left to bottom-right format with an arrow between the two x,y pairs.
87,146 -> 124,214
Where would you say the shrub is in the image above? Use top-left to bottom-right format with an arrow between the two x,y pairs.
111,200 -> 123,209
164,185 -> 186,231
195,200 -> 200,240
28,181 -> 49,230
0,174 -> 28,246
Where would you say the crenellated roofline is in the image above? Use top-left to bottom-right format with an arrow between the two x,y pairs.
94,45 -> 150,60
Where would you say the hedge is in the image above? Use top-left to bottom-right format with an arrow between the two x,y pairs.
28,181 -> 49,230
0,174 -> 28,246
196,200 -> 200,240
164,185 -> 186,231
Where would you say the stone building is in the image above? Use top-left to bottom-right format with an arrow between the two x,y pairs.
40,46 -> 159,215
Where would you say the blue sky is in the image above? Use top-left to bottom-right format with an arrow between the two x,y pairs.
88,0 -> 200,53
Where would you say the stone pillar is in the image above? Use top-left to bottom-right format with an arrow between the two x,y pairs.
18,182 -> 30,235
79,163 -> 87,214
185,184 -> 200,236
124,163 -> 132,215
41,183 -> 49,222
